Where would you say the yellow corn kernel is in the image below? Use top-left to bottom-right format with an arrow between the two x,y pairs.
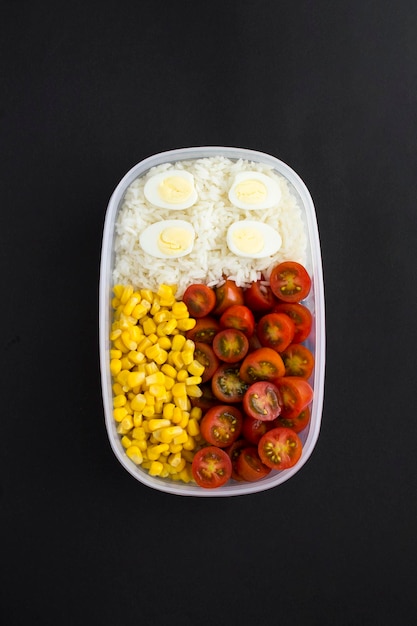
183,435 -> 196,451
131,439 -> 148,452
110,328 -> 122,340
147,443 -> 170,461
186,385 -> 203,398
174,395 -> 191,411
161,364 -> 177,379
145,344 -> 162,361
120,357 -> 134,372
113,394 -> 126,408
147,418 -> 171,432
113,407 -> 128,422
176,369 -> 188,382
126,446 -> 143,465
116,369 -> 130,387
170,351 -> 184,369
112,337 -> 129,353
158,283 -> 175,300
172,382 -> 187,397
155,426 -> 184,443
142,405 -> 155,418
171,301 -> 189,319
130,325 -> 143,343
176,318 -> 196,331
110,359 -> 122,376
163,375 -> 175,391
128,350 -> 145,365
121,330 -> 137,351
178,411 -> 190,429
169,442 -> 183,454
171,406 -> 183,424
157,336 -> 171,350
187,360 -> 205,377
163,318 -> 178,335
117,416 -> 134,434
110,349 -> 122,359
113,284 -> 125,299
185,376 -> 202,386
187,418 -> 200,437
121,435 -> 132,449
178,465 -> 192,483
148,384 -> 166,398
127,371 -> 145,389
171,334 -> 186,351
142,317 -> 157,336
144,390 -> 156,405
148,460 -> 164,476
150,299 -> 160,315
111,297 -> 120,309
154,310 -> 171,324
162,403 -> 175,420
140,289 -> 153,302
173,430 -> 188,445
123,296 -> 140,316
168,452 -> 186,468
132,426 -> 147,440
133,412 -> 143,427
190,406 -> 203,421
145,362 -> 158,376
120,286 -> 133,304
145,371 -> 165,387
112,382 -> 124,396
130,393 -> 146,412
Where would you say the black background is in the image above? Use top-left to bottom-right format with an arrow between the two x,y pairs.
2,1 -> 417,624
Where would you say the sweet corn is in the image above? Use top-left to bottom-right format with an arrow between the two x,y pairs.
148,460 -> 164,476
172,301 -> 189,319
147,443 -> 169,461
187,359 -> 205,376
113,394 -> 126,408
157,336 -> 171,350
176,318 -> 196,331
110,359 -> 122,376
171,334 -> 186,351
187,418 -> 200,437
126,446 -> 143,464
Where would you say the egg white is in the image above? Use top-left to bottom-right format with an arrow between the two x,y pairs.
143,169 -> 198,210
139,220 -> 195,259
226,220 -> 282,259
228,171 -> 281,210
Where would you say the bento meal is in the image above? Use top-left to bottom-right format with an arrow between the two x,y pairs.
102,151 -> 324,493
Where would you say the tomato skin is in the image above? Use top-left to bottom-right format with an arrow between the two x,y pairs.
212,328 -> 249,363
186,316 -> 220,344
190,382 -> 219,411
281,343 -> 315,379
273,302 -> 312,344
242,381 -> 282,421
212,363 -> 249,403
236,446 -> 271,481
276,406 -> 311,433
258,427 -> 303,470
213,280 -> 245,316
220,305 -> 255,337
200,405 -> 243,448
239,347 -> 286,384
274,377 -> 313,419
257,312 -> 295,353
242,415 -> 278,445
270,261 -> 311,303
194,342 -> 221,383
192,446 -> 232,488
182,284 -> 216,318
226,439 -> 251,481
244,281 -> 277,313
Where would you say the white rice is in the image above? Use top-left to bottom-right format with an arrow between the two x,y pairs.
113,156 -> 307,297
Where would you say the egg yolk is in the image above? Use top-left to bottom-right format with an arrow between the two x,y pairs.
158,227 -> 193,255
158,176 -> 193,204
234,179 -> 268,205
232,228 -> 264,254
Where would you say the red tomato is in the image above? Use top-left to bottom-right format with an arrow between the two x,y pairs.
194,342 -> 220,383
236,446 -> 271,481
190,382 -> 219,411
270,261 -> 311,303
276,406 -> 311,433
192,446 -> 232,488
212,363 -> 249,403
186,316 -> 220,344
226,439 -> 251,481
244,281 -> 277,313
281,343 -> 315,379
213,280 -> 244,316
242,415 -> 278,445
182,284 -> 216,318
258,427 -> 303,470
212,328 -> 249,363
274,377 -> 313,419
242,381 -> 282,421
273,302 -> 312,343
200,405 -> 243,448
257,312 -> 295,353
219,305 -> 255,337
239,347 -> 286,384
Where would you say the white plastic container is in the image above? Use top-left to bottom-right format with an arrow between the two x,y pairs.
99,147 -> 325,496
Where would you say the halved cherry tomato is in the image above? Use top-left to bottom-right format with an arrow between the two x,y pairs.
236,446 -> 271,481
213,280 -> 244,316
257,312 -> 295,353
274,377 -> 313,418
281,343 -> 315,379
194,342 -> 220,383
212,363 -> 249,403
244,281 -> 277,313
258,427 -> 302,470
182,284 -> 216,318
190,382 -> 219,411
276,406 -> 311,433
226,439 -> 251,481
192,446 -> 232,488
242,415 -> 278,445
243,381 -> 282,421
220,305 -> 255,337
239,347 -> 285,384
270,261 -> 311,303
200,405 -> 243,448
212,328 -> 249,363
274,302 -> 312,344
186,316 -> 220,344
